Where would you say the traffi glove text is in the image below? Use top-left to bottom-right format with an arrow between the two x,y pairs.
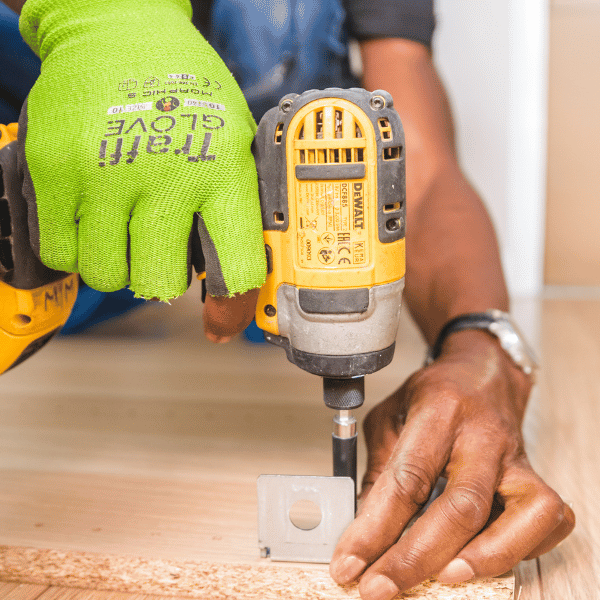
18,0 -> 266,301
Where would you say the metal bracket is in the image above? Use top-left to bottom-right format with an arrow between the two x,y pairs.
257,475 -> 355,563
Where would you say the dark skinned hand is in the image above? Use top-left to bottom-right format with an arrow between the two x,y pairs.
203,288 -> 260,343
329,330 -> 576,600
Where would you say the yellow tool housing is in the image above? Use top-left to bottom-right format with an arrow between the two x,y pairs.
254,89 -> 406,377
0,124 -> 78,374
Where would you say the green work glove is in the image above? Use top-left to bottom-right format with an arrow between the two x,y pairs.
18,0 -> 266,301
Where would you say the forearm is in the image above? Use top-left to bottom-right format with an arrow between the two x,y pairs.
4,0 -> 25,13
360,38 -> 509,345
405,163 -> 509,345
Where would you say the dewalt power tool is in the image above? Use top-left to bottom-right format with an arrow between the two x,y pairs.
254,88 -> 406,493
0,124 -> 78,374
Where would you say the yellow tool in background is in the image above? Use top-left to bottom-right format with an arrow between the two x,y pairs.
0,124 -> 78,374
254,88 -> 406,492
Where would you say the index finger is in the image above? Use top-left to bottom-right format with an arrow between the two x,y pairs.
203,288 -> 260,342
330,407 -> 455,585
355,434 -> 503,600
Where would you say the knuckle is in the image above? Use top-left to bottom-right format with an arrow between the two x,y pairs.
535,488 -> 566,526
390,461 -> 437,508
482,545 -> 521,570
395,546 -> 430,577
380,541 -> 434,585
441,484 -> 492,534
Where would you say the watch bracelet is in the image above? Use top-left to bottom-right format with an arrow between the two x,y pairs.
426,312 -> 498,364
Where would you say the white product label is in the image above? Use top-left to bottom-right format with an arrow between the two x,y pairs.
183,99 -> 226,111
107,102 -> 153,115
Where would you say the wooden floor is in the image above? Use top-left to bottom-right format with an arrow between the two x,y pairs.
0,281 -> 598,599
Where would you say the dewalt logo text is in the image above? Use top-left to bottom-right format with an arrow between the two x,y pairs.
353,183 -> 364,229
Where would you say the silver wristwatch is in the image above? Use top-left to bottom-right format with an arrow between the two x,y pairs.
426,309 -> 540,379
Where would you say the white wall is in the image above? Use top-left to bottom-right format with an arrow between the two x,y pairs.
433,0 -> 549,297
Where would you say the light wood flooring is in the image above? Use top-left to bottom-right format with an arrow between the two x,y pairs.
0,281 -> 597,599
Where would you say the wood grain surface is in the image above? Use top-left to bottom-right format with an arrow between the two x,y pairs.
518,297 -> 600,600
0,283 -> 596,599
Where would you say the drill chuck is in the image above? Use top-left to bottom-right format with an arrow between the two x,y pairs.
323,376 -> 364,410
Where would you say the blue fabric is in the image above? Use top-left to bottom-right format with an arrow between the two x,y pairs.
61,283 -> 146,335
0,2 -> 40,123
243,318 -> 266,343
209,0 -> 359,121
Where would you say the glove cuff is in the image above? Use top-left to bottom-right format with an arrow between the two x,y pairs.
20,0 -> 194,59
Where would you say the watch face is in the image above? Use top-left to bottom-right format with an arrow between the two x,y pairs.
487,310 -> 539,376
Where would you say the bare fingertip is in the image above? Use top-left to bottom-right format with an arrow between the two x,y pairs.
205,331 -> 233,344
359,575 -> 399,600
437,558 -> 475,584
329,555 -> 366,584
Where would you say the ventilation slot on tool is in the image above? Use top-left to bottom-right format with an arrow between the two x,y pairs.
294,106 -> 366,180
335,110 -> 343,138
383,146 -> 401,161
274,123 -> 284,144
316,111 -> 323,139
0,192 -> 14,274
383,202 -> 401,213
378,118 -> 392,140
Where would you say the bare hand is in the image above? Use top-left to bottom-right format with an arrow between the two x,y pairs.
329,330 -> 575,599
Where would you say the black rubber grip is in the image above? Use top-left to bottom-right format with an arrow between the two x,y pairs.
0,141 -> 67,290
333,433 -> 357,511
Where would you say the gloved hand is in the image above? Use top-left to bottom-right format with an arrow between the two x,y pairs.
18,0 -> 266,305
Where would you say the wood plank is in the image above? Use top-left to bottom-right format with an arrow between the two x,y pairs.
0,582 -> 48,599
0,284 -> 423,565
0,546 -> 514,600
17,286 -> 600,598
524,299 -> 600,599
512,560 -> 542,600
36,586 -> 192,599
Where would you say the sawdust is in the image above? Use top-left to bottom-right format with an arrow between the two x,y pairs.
0,545 -> 514,599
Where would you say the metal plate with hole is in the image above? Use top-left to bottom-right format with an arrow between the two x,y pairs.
257,474 -> 355,563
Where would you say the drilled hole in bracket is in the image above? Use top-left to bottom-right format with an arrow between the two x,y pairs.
289,499 -> 322,531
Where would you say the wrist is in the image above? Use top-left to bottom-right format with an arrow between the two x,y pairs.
428,310 -> 538,377
435,328 -> 534,414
